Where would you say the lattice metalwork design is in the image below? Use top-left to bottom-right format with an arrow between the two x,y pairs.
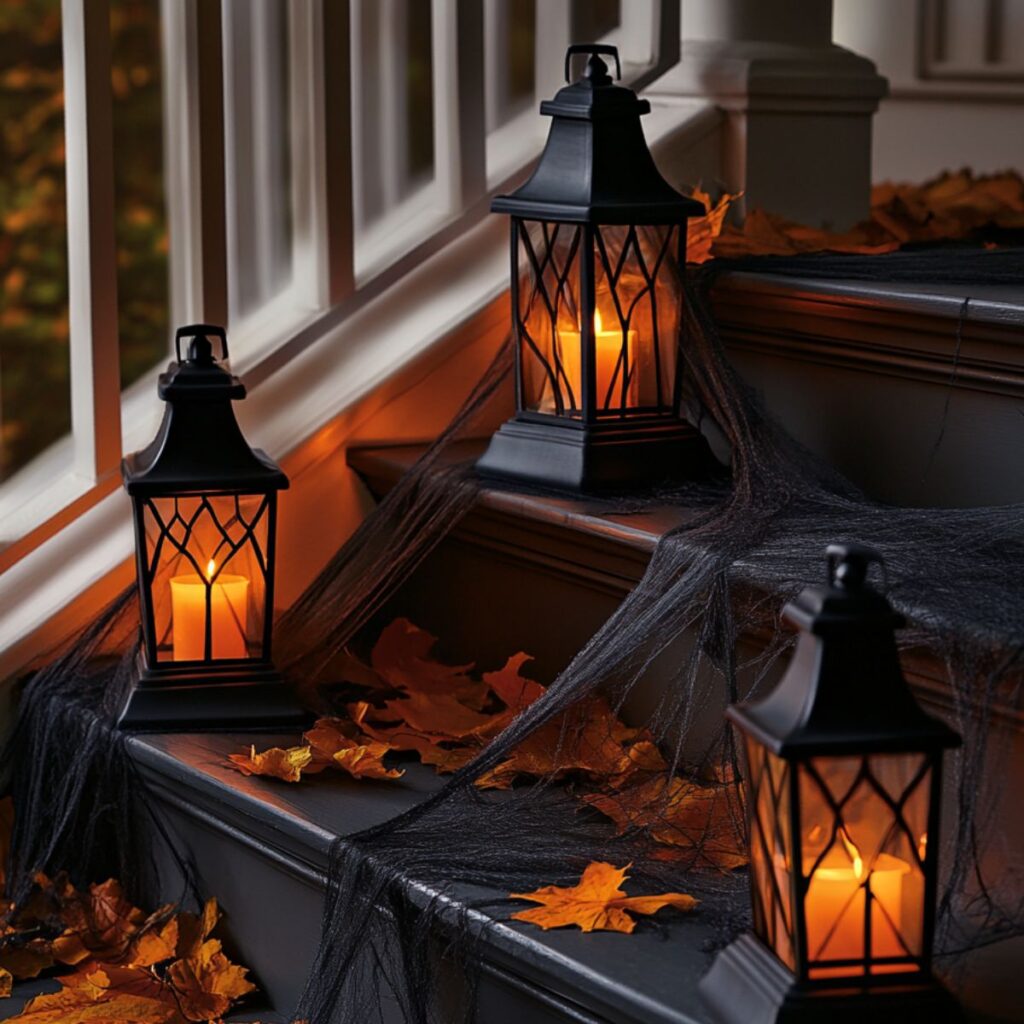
513,219 -> 682,419
748,739 -> 937,983
746,738 -> 797,970
135,492 -> 275,665
797,753 -> 933,980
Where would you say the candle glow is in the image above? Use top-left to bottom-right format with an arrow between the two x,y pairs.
170,556 -> 249,661
552,308 -> 638,411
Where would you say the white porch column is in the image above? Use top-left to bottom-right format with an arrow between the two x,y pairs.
650,0 -> 888,229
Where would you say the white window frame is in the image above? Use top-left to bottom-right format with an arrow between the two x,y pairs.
0,0 -> 685,668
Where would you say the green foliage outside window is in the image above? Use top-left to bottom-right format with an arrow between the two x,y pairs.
0,0 -> 168,485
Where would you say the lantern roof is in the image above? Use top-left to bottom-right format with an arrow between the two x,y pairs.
122,324 -> 288,496
491,45 -> 705,225
728,544 -> 960,756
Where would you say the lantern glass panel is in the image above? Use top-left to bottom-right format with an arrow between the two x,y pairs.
514,220 -> 683,418
515,219 -> 584,416
591,223 -> 681,415
746,737 -> 798,971
139,492 -> 271,664
797,753 -> 931,979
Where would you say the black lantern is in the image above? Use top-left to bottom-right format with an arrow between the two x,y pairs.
476,44 -> 710,492
700,544 -> 963,1023
119,324 -> 306,731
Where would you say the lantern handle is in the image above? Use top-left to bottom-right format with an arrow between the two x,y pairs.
826,542 -> 887,591
175,324 -> 229,365
564,44 -> 621,83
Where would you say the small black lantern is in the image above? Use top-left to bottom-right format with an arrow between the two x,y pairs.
476,44 -> 710,492
701,544 -> 963,1023
120,324 -> 306,731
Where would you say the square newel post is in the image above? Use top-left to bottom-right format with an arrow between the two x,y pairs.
650,0 -> 888,231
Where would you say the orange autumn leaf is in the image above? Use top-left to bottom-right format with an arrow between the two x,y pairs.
126,909 -> 179,969
686,186 -> 740,264
174,899 -> 219,962
509,861 -> 698,934
0,966 -> 11,999
483,653 -> 545,715
0,939 -> 54,980
51,879 -> 147,965
712,169 -> 1024,259
583,774 -> 746,872
371,618 -> 489,708
226,744 -> 317,783
383,690 -> 494,740
304,717 -> 360,762
331,742 -> 404,781
167,938 -> 255,1022
7,966 -> 182,1023
475,696 -> 639,790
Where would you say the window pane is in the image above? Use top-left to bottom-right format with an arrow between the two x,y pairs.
354,0 -> 435,231
0,1 -> 70,483
484,0 -> 535,134
111,0 -> 170,389
570,0 -> 620,42
224,0 -> 292,321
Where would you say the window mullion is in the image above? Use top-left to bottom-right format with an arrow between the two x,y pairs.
62,0 -> 122,482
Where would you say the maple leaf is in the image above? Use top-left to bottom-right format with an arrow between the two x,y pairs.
331,742 -> 404,781
174,899 -> 220,962
483,653 -> 545,714
0,939 -> 54,980
304,717 -> 360,762
686,186 -> 740,264
7,966 -> 183,1023
167,938 -> 255,1022
583,774 -> 746,872
509,862 -> 697,934
51,879 -> 146,965
0,966 -> 11,998
371,618 -> 489,708
226,745 -> 317,783
475,696 -> 635,790
126,907 -> 180,968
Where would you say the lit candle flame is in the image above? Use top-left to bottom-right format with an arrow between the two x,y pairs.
206,558 -> 216,582
918,832 -> 928,860
594,309 -> 603,333
839,827 -> 864,879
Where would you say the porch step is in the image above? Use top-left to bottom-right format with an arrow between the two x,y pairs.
129,730 -> 721,1024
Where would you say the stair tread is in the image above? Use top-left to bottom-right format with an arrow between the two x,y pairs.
348,440 -> 702,556
131,732 -> 720,1024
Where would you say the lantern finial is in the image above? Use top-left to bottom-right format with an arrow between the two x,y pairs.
826,541 -> 882,590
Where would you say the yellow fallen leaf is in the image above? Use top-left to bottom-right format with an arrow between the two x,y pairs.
509,862 -> 697,934
331,742 -> 404,781
226,745 -> 315,783
167,938 -> 255,1022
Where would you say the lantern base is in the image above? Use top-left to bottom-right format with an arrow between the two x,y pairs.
119,657 -> 310,733
700,933 -> 964,1024
475,415 -> 712,492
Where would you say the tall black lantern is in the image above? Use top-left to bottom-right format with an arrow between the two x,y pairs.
120,324 -> 306,731
476,44 -> 709,491
701,544 -> 963,1023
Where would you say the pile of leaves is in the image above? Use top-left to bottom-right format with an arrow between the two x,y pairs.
0,800 -> 257,1022
711,168 -> 1024,258
227,620 -> 746,888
